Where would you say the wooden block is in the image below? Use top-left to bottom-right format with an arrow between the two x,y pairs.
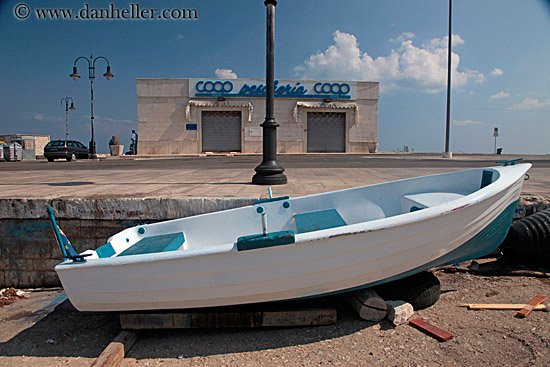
347,289 -> 387,322
91,331 -> 139,367
409,318 -> 453,342
120,308 -> 336,329
461,303 -> 547,311
262,309 -> 337,327
517,295 -> 547,318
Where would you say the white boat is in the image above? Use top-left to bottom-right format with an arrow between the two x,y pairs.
50,163 -> 531,312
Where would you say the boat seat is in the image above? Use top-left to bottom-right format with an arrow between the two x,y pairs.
403,192 -> 465,211
116,232 -> 185,257
294,209 -> 347,234
237,231 -> 295,251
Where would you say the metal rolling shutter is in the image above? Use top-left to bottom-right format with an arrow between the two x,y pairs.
307,112 -> 345,152
202,111 -> 242,152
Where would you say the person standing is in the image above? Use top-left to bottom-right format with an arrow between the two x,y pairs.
131,129 -> 138,155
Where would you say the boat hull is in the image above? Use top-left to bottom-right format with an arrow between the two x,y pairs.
55,165 -> 529,311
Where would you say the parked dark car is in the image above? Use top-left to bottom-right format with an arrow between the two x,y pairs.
44,140 -> 90,162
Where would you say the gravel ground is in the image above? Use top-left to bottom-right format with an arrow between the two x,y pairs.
0,262 -> 548,367
118,269 -> 549,367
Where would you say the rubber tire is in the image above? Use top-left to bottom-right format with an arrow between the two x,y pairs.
374,271 -> 441,310
500,210 -> 550,267
67,153 -> 76,162
47,158 -> 54,162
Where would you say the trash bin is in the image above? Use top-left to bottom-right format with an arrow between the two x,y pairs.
496,148 -> 503,155
4,142 -> 22,162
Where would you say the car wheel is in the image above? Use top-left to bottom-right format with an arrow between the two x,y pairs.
47,158 -> 54,162
67,153 -> 76,162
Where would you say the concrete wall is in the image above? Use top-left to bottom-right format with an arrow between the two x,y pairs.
1,195 -> 547,288
0,218 -> 141,288
34,136 -> 50,158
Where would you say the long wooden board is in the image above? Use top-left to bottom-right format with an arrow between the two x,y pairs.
460,303 -> 547,311
516,295 -> 547,318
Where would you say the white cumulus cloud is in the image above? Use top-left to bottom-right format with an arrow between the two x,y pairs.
390,32 -> 415,43
490,68 -> 504,77
490,91 -> 510,99
295,31 -> 486,94
507,97 -> 550,110
422,34 -> 465,50
215,68 -> 237,79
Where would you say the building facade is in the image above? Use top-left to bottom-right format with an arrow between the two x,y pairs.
136,78 -> 379,154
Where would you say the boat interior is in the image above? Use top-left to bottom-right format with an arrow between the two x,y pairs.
81,167 -> 499,260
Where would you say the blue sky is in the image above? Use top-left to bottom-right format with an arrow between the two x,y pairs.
1,0 -> 549,154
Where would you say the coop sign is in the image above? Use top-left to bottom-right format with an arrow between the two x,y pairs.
192,79 -> 354,100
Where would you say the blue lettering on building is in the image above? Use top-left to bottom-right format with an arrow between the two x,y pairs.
239,81 -> 308,97
194,80 -> 351,99
196,80 -> 234,93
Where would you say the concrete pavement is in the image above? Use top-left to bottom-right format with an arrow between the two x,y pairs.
1,153 -> 548,200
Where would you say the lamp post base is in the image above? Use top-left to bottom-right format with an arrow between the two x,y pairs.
252,173 -> 287,185
89,139 -> 98,160
252,160 -> 287,185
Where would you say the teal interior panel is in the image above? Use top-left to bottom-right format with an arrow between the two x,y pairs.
237,230 -> 295,251
96,242 -> 116,258
481,170 -> 493,189
294,209 -> 347,233
119,232 -> 185,257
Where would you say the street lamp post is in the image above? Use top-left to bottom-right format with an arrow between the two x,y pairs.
70,54 -> 114,159
252,0 -> 287,185
60,97 -> 75,144
443,0 -> 453,159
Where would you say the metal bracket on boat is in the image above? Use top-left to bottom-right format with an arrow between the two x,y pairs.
254,195 -> 290,205
254,187 -> 291,206
496,158 -> 523,166
261,213 -> 267,235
